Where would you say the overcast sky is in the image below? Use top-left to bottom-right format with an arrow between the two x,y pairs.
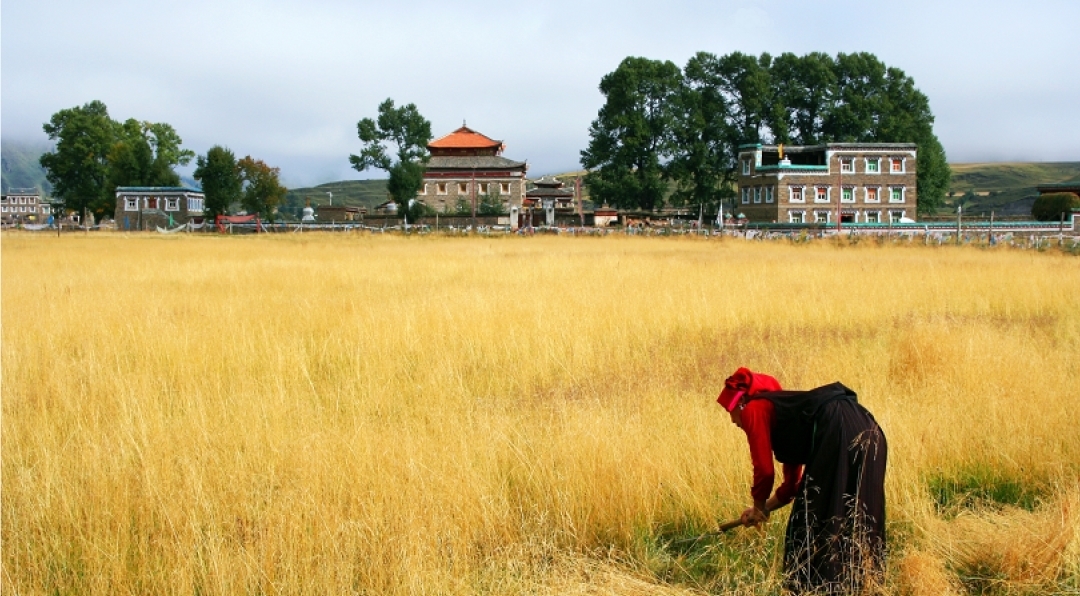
3,0 -> 1078,188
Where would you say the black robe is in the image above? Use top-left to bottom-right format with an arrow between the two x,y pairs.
757,383 -> 888,595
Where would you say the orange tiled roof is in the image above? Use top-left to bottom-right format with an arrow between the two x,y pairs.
428,126 -> 503,150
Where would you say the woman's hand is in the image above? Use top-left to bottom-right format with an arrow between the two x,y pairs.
740,506 -> 769,528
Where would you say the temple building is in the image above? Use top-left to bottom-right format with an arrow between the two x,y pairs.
524,176 -> 576,227
737,143 -> 918,225
420,125 -> 527,228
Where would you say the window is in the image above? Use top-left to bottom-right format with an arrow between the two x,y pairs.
741,188 -> 749,204
753,187 -> 761,204
1,206 -> 6,212
789,210 -> 805,224
815,211 -> 830,224
125,197 -> 139,211
865,187 -> 880,203
187,198 -> 204,212
840,157 -> 854,173
166,198 -> 180,211
890,158 -> 904,173
815,187 -> 829,203
865,158 -> 880,174
458,183 -> 469,194
418,184 -> 428,195
865,211 -> 880,224
890,210 -> 905,223
437,183 -> 448,195
479,183 -> 489,195
790,186 -> 805,203
765,187 -> 774,203
500,182 -> 510,195
889,186 -> 904,203
842,187 -> 855,203
742,159 -> 751,175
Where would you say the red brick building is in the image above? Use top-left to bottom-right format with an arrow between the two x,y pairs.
737,143 -> 918,225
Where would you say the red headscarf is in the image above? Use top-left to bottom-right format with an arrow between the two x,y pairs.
716,367 -> 783,411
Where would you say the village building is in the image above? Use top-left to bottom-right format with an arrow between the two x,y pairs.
421,125 -> 527,228
736,143 -> 918,225
524,176 -> 576,227
317,205 -> 364,222
115,186 -> 205,231
1,188 -> 52,225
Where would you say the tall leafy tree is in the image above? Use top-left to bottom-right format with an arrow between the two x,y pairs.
105,119 -> 195,197
238,156 -> 287,219
193,146 -> 242,218
40,100 -> 117,220
41,101 -> 197,220
580,56 -> 682,211
668,52 -> 737,212
713,52 -> 773,146
817,53 -> 949,213
349,98 -> 432,222
767,52 -> 836,145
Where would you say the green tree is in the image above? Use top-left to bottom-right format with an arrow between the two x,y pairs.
39,100 -> 117,220
41,101 -> 197,221
194,146 -> 242,218
580,57 -> 682,211
713,52 -> 773,145
238,156 -> 287,219
349,98 -> 432,222
668,52 -> 737,213
478,188 -> 505,215
767,52 -> 836,145
105,120 -> 194,200
817,53 -> 949,214
1031,192 -> 1080,221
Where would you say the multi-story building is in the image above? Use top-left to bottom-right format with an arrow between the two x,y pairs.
115,186 -> 205,230
1,188 -> 52,225
420,125 -> 527,229
736,143 -> 918,225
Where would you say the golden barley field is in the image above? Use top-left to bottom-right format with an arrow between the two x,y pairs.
3,232 -> 1079,595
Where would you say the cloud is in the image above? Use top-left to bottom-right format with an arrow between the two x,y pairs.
3,0 -> 1078,187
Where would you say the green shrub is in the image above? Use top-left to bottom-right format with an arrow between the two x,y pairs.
1031,192 -> 1080,221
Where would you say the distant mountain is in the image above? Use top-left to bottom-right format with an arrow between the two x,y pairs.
1,139 -> 52,194
946,162 -> 1080,217
282,179 -> 389,215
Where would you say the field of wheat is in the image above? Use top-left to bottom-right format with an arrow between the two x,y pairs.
3,232 -> 1078,595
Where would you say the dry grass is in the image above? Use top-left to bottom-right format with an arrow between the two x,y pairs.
3,232 -> 1078,595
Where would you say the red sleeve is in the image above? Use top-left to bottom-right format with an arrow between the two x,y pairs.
774,463 -> 803,505
739,399 -> 776,503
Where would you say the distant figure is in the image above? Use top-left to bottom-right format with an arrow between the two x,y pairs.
717,367 -> 888,594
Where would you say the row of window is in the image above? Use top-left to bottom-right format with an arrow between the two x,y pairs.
1,205 -> 49,213
419,182 -> 512,196
1,196 -> 41,205
742,156 -> 907,175
122,197 -> 204,212
788,209 -> 907,224
741,185 -> 906,205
